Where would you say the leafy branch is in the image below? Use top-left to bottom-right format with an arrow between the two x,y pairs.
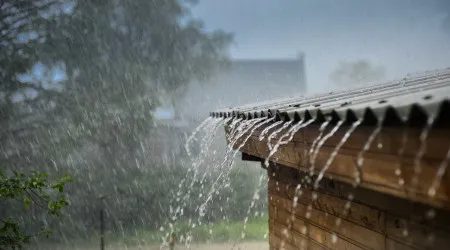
0,169 -> 73,249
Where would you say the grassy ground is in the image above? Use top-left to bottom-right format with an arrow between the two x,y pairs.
32,217 -> 269,250
39,242 -> 268,250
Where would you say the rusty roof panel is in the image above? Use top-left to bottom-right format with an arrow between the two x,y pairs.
210,68 -> 450,125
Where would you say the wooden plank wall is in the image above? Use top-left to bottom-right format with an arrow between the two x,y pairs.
267,164 -> 450,250
233,123 -> 450,209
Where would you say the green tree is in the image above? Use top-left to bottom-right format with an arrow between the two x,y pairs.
1,0 -> 232,243
0,169 -> 73,249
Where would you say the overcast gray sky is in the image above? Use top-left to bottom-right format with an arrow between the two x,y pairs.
192,0 -> 450,93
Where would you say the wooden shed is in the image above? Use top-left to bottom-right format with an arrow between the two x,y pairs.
211,68 -> 450,250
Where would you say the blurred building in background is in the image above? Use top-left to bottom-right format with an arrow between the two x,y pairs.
177,52 -> 307,121
154,53 -> 307,162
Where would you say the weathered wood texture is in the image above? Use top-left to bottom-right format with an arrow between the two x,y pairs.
268,164 -> 450,250
232,123 -> 450,209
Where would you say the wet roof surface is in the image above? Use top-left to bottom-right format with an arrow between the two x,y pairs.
210,68 -> 450,125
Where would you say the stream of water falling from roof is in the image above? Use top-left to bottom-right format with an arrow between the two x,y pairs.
275,120 -> 320,249
308,121 -> 331,176
395,128 -> 410,194
194,118 -> 272,230
428,147 -> 450,197
264,119 -> 316,169
237,172 -> 266,247
309,120 -> 344,179
165,118 -> 225,246
280,119 -> 316,146
335,120 -> 384,227
259,120 -> 284,141
184,116 -> 213,157
411,116 -> 435,196
174,118 -> 225,218
266,120 -> 293,151
314,120 -> 361,189
355,120 -> 383,185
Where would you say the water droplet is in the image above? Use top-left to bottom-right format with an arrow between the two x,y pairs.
395,168 -> 401,176
427,233 -> 435,243
377,142 -> 383,149
398,178 -> 405,186
344,202 -> 351,209
402,229 -> 409,237
347,193 -> 354,201
301,226 -> 307,234
306,212 -> 311,219
331,233 -> 338,244
428,188 -> 436,197
335,218 -> 342,226
426,209 -> 436,219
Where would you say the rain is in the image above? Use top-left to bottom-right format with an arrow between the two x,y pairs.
2,1 -> 450,250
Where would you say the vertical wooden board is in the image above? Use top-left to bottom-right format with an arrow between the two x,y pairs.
385,214 -> 450,250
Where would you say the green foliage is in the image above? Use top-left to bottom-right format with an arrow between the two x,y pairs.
0,0 -> 235,246
0,169 -> 73,249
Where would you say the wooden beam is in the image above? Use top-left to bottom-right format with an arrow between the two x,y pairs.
228,123 -> 450,209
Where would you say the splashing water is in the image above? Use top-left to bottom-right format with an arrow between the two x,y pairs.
195,118 -> 274,228
185,117 -> 213,157
237,172 -> 266,245
310,120 -> 344,177
428,147 -> 450,197
173,118 -> 225,218
314,120 -> 361,189
308,120 -> 331,175
355,120 -> 383,185
259,120 -> 284,141
395,128 -> 411,194
411,116 -> 435,189
280,119 -> 316,146
338,120 -> 383,225
279,183 -> 303,248
264,119 -> 316,168
266,120 -> 293,151
229,118 -> 265,149
226,118 -> 245,142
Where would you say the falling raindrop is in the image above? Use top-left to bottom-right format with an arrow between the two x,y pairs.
314,120 -> 361,189
428,146 -> 450,197
411,116 -> 435,188
331,233 -> 338,244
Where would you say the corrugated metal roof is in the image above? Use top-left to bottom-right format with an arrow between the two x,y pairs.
210,68 -> 450,125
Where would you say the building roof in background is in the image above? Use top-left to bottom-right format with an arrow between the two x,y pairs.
178,55 -> 307,120
211,68 -> 450,125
